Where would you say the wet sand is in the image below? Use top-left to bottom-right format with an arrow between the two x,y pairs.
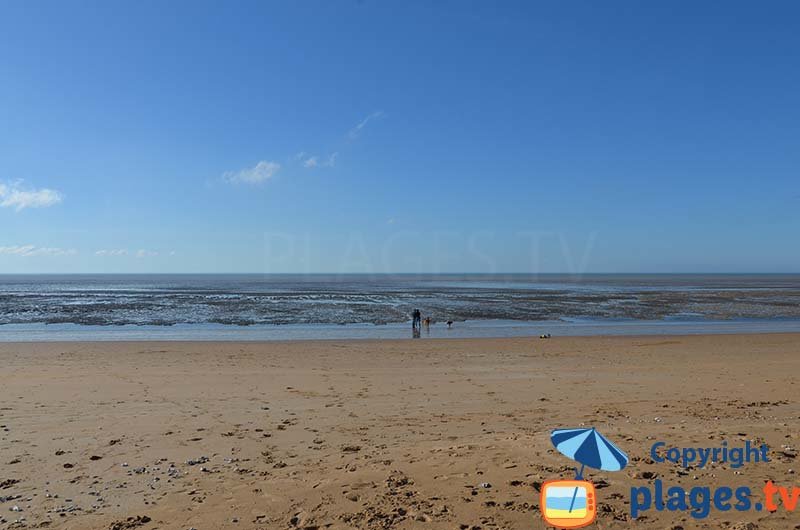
1,335 -> 798,529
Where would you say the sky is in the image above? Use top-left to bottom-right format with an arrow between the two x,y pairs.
1,0 -> 799,274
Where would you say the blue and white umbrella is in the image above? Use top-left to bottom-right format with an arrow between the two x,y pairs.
550,427 -> 628,514
551,427 -> 628,475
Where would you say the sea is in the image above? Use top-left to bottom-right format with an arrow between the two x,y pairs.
1,273 -> 800,341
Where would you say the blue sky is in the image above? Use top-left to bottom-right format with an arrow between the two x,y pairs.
1,0 -> 798,273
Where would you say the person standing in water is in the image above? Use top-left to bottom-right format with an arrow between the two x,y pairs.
412,309 -> 421,330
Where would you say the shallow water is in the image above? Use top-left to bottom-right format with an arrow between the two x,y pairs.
3,318 -> 800,342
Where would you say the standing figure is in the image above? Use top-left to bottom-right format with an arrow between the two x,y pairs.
412,309 -> 421,330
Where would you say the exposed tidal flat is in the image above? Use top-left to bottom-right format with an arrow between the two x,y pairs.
1,274 -> 800,341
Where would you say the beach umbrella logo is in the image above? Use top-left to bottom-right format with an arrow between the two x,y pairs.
540,427 -> 628,529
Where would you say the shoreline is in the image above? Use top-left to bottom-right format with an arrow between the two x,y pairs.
3,329 -> 800,345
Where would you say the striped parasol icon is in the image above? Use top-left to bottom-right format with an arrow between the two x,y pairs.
550,427 -> 629,514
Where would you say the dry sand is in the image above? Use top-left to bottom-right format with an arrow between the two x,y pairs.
1,335 -> 799,529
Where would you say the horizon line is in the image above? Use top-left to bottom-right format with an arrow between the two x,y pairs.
0,272 -> 799,276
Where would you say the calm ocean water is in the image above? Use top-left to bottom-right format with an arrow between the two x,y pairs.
1,274 -> 800,340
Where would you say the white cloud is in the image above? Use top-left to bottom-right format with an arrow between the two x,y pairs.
95,248 -> 171,258
298,152 -> 338,169
0,245 -> 76,257
95,249 -> 129,256
349,111 -> 385,139
223,160 -> 280,184
0,182 -> 63,211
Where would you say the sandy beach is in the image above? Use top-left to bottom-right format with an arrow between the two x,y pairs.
1,334 -> 799,529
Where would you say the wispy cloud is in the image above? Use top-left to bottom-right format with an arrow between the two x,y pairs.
95,248 -> 171,258
297,152 -> 338,169
0,182 -> 63,211
0,245 -> 76,257
223,160 -> 281,184
95,249 -> 129,256
349,111 -> 385,139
